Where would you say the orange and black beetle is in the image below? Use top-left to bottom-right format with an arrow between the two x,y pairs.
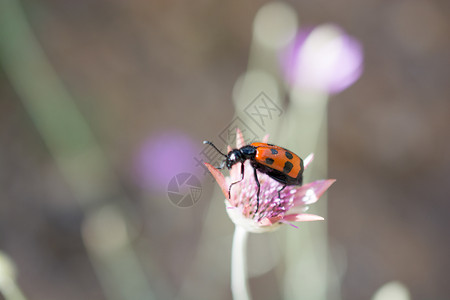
203,141 -> 304,211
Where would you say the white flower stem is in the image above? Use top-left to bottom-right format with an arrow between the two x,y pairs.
231,226 -> 251,300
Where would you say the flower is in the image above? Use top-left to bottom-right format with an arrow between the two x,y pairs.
280,24 -> 363,94
134,131 -> 200,192
205,129 -> 335,233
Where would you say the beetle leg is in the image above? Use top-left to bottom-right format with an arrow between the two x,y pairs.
278,184 -> 286,199
216,160 -> 226,170
254,167 -> 261,212
228,163 -> 245,199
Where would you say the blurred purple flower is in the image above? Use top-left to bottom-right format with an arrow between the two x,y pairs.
134,131 -> 200,192
280,24 -> 363,94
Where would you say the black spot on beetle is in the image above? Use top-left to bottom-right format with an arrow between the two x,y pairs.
265,158 -> 274,165
285,151 -> 293,159
270,148 -> 278,155
283,161 -> 293,173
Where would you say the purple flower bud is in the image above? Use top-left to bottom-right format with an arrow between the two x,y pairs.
280,24 -> 363,94
134,131 -> 199,192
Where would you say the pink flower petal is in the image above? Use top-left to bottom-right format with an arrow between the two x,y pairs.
292,179 -> 336,206
283,213 -> 324,222
204,162 -> 229,199
236,128 -> 245,148
303,153 -> 314,169
259,215 -> 283,226
230,162 -> 243,181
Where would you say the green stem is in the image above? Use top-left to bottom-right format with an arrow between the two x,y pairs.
282,90 -> 329,300
0,252 -> 28,300
0,279 -> 27,300
0,1 -> 156,299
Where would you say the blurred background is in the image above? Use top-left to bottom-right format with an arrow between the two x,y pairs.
0,0 -> 449,300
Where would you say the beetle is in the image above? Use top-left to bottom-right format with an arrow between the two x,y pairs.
203,141 -> 304,212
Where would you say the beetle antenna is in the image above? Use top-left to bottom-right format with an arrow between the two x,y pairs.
203,140 -> 227,157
